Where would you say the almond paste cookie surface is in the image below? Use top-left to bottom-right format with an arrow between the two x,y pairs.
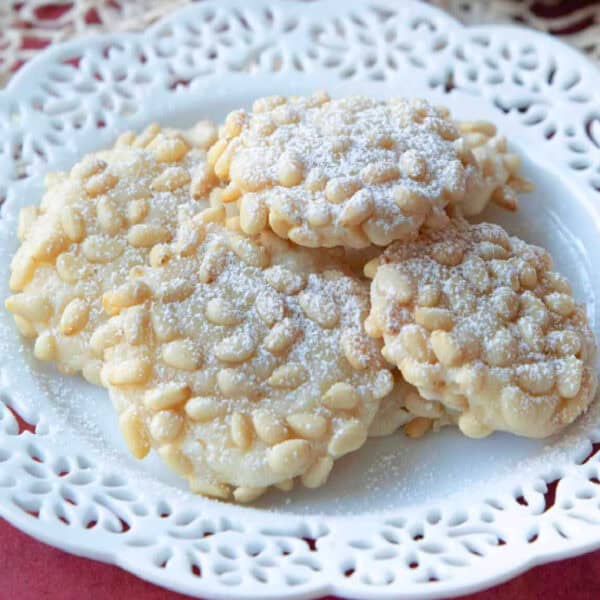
210,93 -> 528,248
100,210 -> 394,502
366,219 -> 597,439
5,124 -> 219,381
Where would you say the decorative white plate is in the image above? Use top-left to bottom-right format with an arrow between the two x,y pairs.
1,1 -> 600,598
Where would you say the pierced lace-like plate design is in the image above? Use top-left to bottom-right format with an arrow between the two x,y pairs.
1,1 -> 600,598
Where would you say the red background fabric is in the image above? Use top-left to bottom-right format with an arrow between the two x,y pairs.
2,517 -> 599,599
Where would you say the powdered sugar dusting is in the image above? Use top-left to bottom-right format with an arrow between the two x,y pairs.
370,218 -> 598,439
104,220 -> 394,496
218,94 -> 482,248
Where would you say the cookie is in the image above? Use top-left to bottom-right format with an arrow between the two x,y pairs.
99,208 -> 394,501
366,218 -> 597,439
5,123 -> 219,381
341,120 -> 532,279
457,120 -> 533,215
210,93 -> 497,248
367,376 -> 455,439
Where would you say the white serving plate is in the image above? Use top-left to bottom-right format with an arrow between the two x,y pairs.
1,1 -> 600,598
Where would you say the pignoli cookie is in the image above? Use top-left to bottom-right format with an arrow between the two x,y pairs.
5,124 -> 219,380
368,376 -> 455,438
366,218 -> 597,439
457,120 -> 533,215
100,208 -> 394,500
210,92 -> 528,248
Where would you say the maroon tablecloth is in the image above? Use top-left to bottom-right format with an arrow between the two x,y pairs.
2,517 -> 599,599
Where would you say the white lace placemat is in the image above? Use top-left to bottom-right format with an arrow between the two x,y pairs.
429,0 -> 600,64
1,1 -> 599,87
